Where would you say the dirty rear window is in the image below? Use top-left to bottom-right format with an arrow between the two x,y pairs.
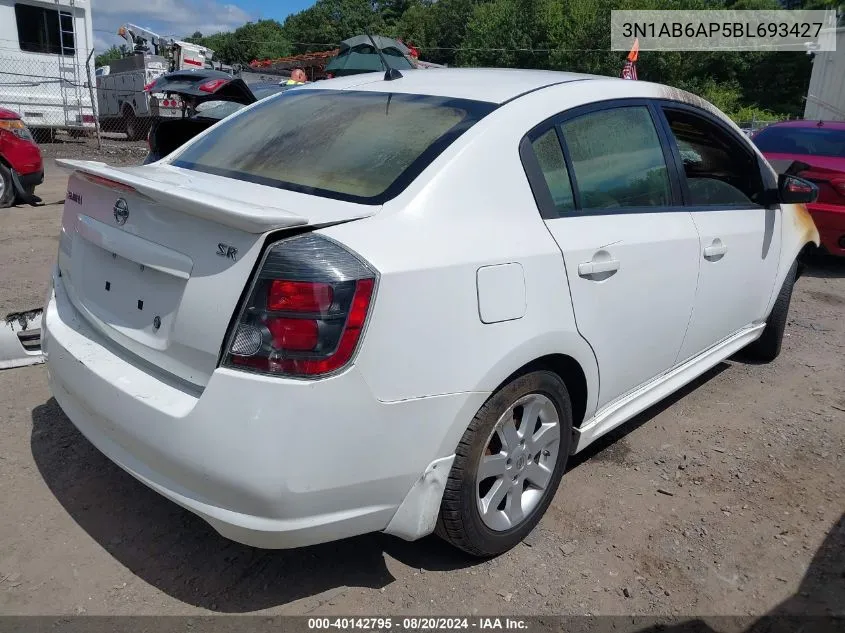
172,90 -> 496,204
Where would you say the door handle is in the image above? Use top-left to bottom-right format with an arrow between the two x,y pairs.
703,240 -> 727,259
578,258 -> 620,277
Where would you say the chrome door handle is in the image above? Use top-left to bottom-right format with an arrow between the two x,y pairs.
578,258 -> 620,277
703,240 -> 727,259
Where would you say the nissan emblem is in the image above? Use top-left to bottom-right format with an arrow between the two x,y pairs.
113,198 -> 129,225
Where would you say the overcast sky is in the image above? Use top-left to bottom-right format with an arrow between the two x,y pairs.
91,0 -> 315,51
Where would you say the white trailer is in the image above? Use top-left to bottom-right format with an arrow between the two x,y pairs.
0,0 -> 95,136
804,27 -> 845,121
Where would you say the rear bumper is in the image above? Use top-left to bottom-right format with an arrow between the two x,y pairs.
43,271 -> 483,548
807,203 -> 845,256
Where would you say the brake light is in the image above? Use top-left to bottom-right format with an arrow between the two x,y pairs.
223,234 -> 377,377
81,173 -> 137,194
82,114 -> 95,123
268,280 -> 333,312
199,78 -> 228,93
266,317 -> 319,350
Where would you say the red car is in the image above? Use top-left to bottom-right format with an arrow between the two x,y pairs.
0,107 -> 43,208
752,120 -> 845,257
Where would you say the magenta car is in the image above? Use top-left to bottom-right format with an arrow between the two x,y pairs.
752,120 -> 845,257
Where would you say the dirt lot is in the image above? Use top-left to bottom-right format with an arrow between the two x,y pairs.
0,159 -> 842,618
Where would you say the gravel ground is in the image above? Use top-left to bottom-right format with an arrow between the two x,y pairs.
37,133 -> 149,166
0,163 -> 843,618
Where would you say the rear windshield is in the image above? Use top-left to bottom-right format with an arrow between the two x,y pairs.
172,90 -> 496,203
752,126 -> 845,158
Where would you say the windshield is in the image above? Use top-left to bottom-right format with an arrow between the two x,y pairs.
172,89 -> 496,203
195,101 -> 244,120
193,85 -> 289,120
753,126 -> 845,158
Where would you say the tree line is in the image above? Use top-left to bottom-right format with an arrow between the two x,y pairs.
96,0 -> 843,122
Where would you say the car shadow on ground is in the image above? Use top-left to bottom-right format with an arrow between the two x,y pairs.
27,360 -> 763,614
567,363 -> 730,470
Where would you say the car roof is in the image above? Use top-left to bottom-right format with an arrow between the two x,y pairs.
297,68 -> 602,104
759,120 -> 845,131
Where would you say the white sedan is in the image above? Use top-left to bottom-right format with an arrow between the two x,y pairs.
45,68 -> 819,556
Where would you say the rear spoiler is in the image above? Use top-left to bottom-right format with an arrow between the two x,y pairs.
56,159 -> 309,234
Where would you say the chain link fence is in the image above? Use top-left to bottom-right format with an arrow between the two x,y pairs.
734,119 -> 783,136
0,51 -> 154,163
0,51 -> 98,139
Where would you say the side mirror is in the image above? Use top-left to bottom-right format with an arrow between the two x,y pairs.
778,174 -> 818,205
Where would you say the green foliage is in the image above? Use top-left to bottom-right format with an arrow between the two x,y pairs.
188,0 -> 827,118
281,0 -> 386,53
95,45 -> 128,68
187,20 -> 292,63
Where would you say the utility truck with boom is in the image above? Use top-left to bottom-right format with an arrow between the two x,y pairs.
96,23 -> 213,139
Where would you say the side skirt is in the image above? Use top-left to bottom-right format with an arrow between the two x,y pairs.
573,324 -> 765,453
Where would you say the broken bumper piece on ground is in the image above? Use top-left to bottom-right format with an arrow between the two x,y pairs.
1,308 -> 44,369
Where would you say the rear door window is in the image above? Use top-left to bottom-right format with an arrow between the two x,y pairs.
560,106 -> 672,211
173,90 -> 496,204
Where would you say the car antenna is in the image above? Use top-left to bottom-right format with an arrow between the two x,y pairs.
364,29 -> 402,81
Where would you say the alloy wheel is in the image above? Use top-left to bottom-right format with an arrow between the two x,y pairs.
475,393 -> 561,531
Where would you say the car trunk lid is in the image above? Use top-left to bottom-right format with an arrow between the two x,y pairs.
56,160 -> 378,388
149,70 -> 256,106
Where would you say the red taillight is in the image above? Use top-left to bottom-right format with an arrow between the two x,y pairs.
265,317 -> 319,351
268,280 -> 333,312
82,114 -> 95,123
223,234 -> 377,378
162,99 -> 170,107
199,78 -> 228,93
274,279 -> 374,375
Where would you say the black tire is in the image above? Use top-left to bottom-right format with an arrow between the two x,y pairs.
0,163 -> 16,208
744,260 -> 798,362
436,370 -> 573,557
123,108 -> 148,141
